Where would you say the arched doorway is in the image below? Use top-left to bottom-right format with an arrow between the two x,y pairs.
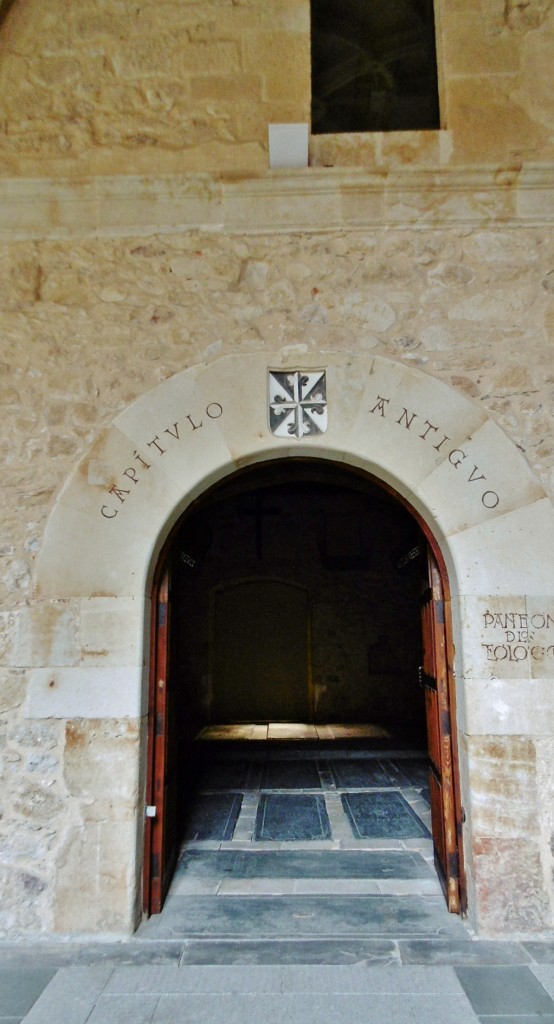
144,458 -> 465,917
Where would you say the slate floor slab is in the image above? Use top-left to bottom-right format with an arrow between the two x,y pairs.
254,794 -> 331,841
175,849 -> 433,880
342,791 -> 431,839
178,939 -> 400,965
262,760 -> 322,789
183,793 -> 243,841
139,894 -> 468,939
329,759 -> 393,788
455,966 -> 554,1016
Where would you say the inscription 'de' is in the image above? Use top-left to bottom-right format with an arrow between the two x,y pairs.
100,403 -> 223,520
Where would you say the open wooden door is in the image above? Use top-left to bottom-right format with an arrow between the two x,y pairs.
420,544 -> 464,913
144,568 -> 181,915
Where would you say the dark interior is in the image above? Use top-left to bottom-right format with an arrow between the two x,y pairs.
167,459 -> 427,747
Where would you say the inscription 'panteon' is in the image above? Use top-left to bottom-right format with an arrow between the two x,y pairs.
269,369 -> 327,439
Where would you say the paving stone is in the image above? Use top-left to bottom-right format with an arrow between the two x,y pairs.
23,967 -> 114,1024
279,964 -> 463,992
178,939 -> 400,965
455,966 -> 554,1015
105,964 -> 285,993
0,968 -> 55,1017
523,943 -> 554,964
138,894 -> 469,940
174,849 -> 433,880
478,1017 -> 554,1024
399,940 -> 532,966
529,965 -> 554,997
153,993 -> 285,1024
86,994 -> 160,1024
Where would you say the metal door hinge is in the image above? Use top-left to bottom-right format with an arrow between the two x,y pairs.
145,805 -> 157,819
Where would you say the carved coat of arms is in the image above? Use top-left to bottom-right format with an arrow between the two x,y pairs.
268,370 -> 328,439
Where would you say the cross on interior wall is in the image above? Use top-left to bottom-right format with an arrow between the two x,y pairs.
237,493 -> 281,559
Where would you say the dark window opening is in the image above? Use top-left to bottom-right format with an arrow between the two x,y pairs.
311,0 -> 440,134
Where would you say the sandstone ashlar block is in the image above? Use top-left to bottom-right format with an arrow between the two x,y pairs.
4,602 -> 79,669
53,819 -> 139,934
63,718 -> 141,822
472,837 -> 550,934
466,735 -> 538,838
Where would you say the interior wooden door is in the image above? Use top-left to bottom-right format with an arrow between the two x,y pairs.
144,568 -> 181,915
420,545 -> 462,913
212,579 -> 311,722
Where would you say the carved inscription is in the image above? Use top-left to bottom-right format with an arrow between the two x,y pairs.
482,609 -> 554,663
369,395 -> 500,509
99,403 -> 223,519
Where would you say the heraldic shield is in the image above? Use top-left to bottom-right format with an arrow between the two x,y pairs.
268,370 -> 328,439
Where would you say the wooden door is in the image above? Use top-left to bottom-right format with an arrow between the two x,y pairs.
144,568 -> 181,915
212,579 -> 311,722
420,546 -> 462,913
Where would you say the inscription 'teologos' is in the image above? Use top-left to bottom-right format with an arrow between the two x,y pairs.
370,395 -> 500,510
99,403 -> 223,520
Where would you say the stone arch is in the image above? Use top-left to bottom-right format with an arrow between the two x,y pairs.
30,351 -> 554,935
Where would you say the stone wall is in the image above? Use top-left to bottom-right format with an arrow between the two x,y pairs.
1,0 -> 554,938
1,223 -> 554,935
1,0 -> 554,177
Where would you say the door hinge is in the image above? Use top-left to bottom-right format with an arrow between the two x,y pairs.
145,805 -> 157,819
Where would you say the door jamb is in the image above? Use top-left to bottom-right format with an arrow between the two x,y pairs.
142,460 -> 466,916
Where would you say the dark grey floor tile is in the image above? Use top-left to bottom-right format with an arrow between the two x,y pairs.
329,759 -> 393,788
0,968 -> 56,1016
523,943 -> 554,964
478,1018 -> 554,1024
400,940 -> 532,966
72,941 -> 184,966
176,849 -> 432,880
456,967 -> 554,1015
138,894 -> 468,940
195,760 -> 249,791
178,939 -> 399,965
262,761 -> 322,789
183,793 -> 243,841
342,791 -> 430,840
390,759 -> 431,789
255,794 -> 331,841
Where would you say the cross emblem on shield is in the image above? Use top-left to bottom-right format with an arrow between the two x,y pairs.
268,370 -> 328,439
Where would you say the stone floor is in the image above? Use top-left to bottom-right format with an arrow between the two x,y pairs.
4,742 -> 554,1022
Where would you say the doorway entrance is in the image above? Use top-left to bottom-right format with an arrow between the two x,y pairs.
144,459 -> 465,918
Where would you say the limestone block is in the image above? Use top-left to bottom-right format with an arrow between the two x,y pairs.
24,667 -> 144,720
79,597 -> 143,668
0,670 -> 25,713
417,418 -> 546,538
462,678 -> 554,736
472,837 -> 550,933
448,499 -> 554,597
63,719 -> 140,821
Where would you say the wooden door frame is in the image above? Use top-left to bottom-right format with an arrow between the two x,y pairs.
143,459 -> 466,916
